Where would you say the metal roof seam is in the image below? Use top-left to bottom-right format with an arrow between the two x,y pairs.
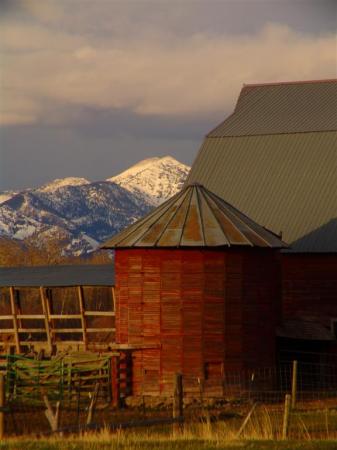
187,127 -> 336,252
178,187 -> 194,247
205,190 -> 254,246
132,193 -> 186,247
208,86 -> 273,137
153,189 -> 190,247
101,184 -> 287,249
103,189 -> 181,247
200,187 -> 232,247
209,186 -> 286,248
195,186 -> 206,246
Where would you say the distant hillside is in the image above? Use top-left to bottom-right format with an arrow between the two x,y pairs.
0,156 -> 190,260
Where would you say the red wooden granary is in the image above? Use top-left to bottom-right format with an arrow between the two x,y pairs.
102,183 -> 286,398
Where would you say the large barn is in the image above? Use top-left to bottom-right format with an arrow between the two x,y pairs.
102,78 -> 337,398
186,79 -> 337,363
1,79 -> 336,403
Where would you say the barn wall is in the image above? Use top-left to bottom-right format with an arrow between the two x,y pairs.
281,254 -> 337,325
115,248 -> 280,397
241,251 -> 281,369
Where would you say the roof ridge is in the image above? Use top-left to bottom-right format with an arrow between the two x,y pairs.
207,130 -> 337,138
243,78 -> 337,88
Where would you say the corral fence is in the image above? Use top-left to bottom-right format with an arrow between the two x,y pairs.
2,355 -> 337,438
2,353 -> 112,405
220,360 -> 337,404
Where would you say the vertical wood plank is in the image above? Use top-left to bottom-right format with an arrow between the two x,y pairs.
77,286 -> 87,350
16,289 -> 23,329
9,287 -> 20,353
40,286 -> 52,353
45,289 -> 54,331
112,287 -> 116,313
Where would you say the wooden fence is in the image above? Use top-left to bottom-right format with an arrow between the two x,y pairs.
4,353 -> 114,405
0,286 -> 116,353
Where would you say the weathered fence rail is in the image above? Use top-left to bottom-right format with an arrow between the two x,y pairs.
0,285 -> 116,354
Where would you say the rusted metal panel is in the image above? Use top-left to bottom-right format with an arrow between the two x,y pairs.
102,185 -> 287,249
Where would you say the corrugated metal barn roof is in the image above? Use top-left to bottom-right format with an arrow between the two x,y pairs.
187,80 -> 337,252
0,264 -> 114,287
102,183 -> 287,248
208,79 -> 337,137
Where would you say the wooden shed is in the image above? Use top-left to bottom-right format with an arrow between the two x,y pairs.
102,183 -> 287,398
0,265 -> 115,354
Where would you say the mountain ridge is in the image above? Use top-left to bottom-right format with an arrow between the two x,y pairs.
0,156 -> 190,257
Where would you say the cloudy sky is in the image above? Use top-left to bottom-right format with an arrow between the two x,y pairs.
0,0 -> 336,191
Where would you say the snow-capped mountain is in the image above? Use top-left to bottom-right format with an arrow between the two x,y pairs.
38,177 -> 90,193
0,204 -> 43,240
0,191 -> 17,205
108,156 -> 190,205
0,156 -> 190,256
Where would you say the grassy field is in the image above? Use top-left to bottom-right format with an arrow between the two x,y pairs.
3,401 -> 337,449
2,419 -> 337,450
1,433 -> 337,450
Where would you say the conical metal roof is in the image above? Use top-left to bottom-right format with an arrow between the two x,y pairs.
101,184 -> 288,249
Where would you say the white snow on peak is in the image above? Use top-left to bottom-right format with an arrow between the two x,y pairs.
108,157 -> 161,180
0,205 -> 41,239
107,155 -> 190,205
38,177 -> 90,193
0,191 -> 17,205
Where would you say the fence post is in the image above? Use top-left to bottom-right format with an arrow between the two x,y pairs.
173,373 -> 183,435
111,355 -> 120,408
0,374 -> 5,439
282,394 -> 291,440
291,360 -> 298,409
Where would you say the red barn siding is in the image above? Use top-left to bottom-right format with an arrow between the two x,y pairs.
282,254 -> 337,324
115,248 -> 280,397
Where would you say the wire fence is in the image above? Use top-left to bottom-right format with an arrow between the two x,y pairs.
2,353 -> 337,437
219,361 -> 337,403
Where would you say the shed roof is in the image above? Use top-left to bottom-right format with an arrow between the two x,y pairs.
0,264 -> 114,287
102,183 -> 287,249
187,79 -> 337,252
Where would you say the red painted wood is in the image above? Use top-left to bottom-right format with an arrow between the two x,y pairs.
115,248 -> 280,397
281,254 -> 337,324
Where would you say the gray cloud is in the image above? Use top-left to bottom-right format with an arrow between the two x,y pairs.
0,0 -> 336,190
1,22 -> 335,125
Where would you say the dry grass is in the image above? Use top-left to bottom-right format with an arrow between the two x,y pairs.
2,412 -> 337,450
